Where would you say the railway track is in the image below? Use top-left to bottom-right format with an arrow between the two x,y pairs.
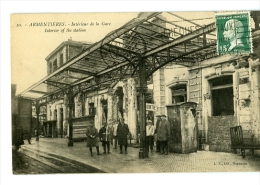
13,147 -> 105,174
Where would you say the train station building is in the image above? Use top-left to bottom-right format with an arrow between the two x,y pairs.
17,11 -> 260,155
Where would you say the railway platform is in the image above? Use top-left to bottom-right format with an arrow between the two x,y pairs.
19,137 -> 260,173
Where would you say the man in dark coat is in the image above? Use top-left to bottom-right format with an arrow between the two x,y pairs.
86,122 -> 101,156
117,118 -> 129,154
154,115 -> 161,152
157,115 -> 171,155
99,120 -> 113,154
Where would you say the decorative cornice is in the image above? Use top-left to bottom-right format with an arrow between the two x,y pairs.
166,80 -> 188,87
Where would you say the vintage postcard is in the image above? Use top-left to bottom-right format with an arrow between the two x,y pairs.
4,1 -> 260,185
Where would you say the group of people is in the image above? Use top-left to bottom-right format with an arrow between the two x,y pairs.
85,118 -> 129,156
86,114 -> 170,157
146,114 -> 170,155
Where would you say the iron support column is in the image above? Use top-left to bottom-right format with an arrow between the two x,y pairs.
66,87 -> 74,147
36,100 -> 40,141
138,58 -> 148,159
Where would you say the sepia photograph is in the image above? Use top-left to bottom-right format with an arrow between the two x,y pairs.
2,1 -> 260,185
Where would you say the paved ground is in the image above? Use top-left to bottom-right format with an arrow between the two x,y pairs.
20,137 -> 260,173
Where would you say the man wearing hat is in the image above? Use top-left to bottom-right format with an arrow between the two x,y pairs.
99,120 -> 113,154
86,122 -> 101,156
117,118 -> 129,154
157,114 -> 171,155
146,120 -> 155,152
154,115 -> 161,152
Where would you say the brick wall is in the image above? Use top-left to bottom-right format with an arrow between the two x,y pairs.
208,115 -> 237,152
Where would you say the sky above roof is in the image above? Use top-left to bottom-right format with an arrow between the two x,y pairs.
9,7 -> 258,95
11,12 -> 139,94
11,11 -> 220,95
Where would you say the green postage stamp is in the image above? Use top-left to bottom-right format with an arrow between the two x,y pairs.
216,12 -> 253,55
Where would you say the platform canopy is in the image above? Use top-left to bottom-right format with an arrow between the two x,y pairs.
19,12 -> 228,100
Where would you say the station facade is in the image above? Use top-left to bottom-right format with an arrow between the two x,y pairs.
152,44 -> 260,152
31,12 -> 260,153
41,39 -> 143,140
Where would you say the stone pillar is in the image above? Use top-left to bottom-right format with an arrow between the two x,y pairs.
153,68 -> 165,115
107,94 -> 113,122
112,93 -> 118,121
249,57 -> 260,143
74,92 -> 83,118
85,97 -> 89,116
47,104 -> 52,120
204,97 -> 209,143
95,94 -> 102,130
233,65 -> 240,122
204,76 -> 211,143
127,78 -> 137,140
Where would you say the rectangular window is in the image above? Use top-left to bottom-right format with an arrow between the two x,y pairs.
89,103 -> 96,116
210,76 -> 234,116
171,84 -> 187,104
60,54 -> 63,66
53,59 -> 57,71
49,62 -> 52,74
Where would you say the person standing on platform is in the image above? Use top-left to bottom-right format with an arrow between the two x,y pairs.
146,120 -> 155,152
112,120 -> 119,149
21,127 -> 31,144
117,118 -> 129,154
154,115 -> 161,152
157,114 -> 171,155
86,122 -> 101,156
99,121 -> 113,154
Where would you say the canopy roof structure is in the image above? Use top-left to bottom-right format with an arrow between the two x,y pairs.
19,11 -> 255,100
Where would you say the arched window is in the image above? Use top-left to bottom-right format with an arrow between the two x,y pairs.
209,75 -> 234,116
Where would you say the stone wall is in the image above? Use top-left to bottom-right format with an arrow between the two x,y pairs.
208,115 -> 237,152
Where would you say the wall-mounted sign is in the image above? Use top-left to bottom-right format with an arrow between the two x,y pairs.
146,103 -> 156,111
